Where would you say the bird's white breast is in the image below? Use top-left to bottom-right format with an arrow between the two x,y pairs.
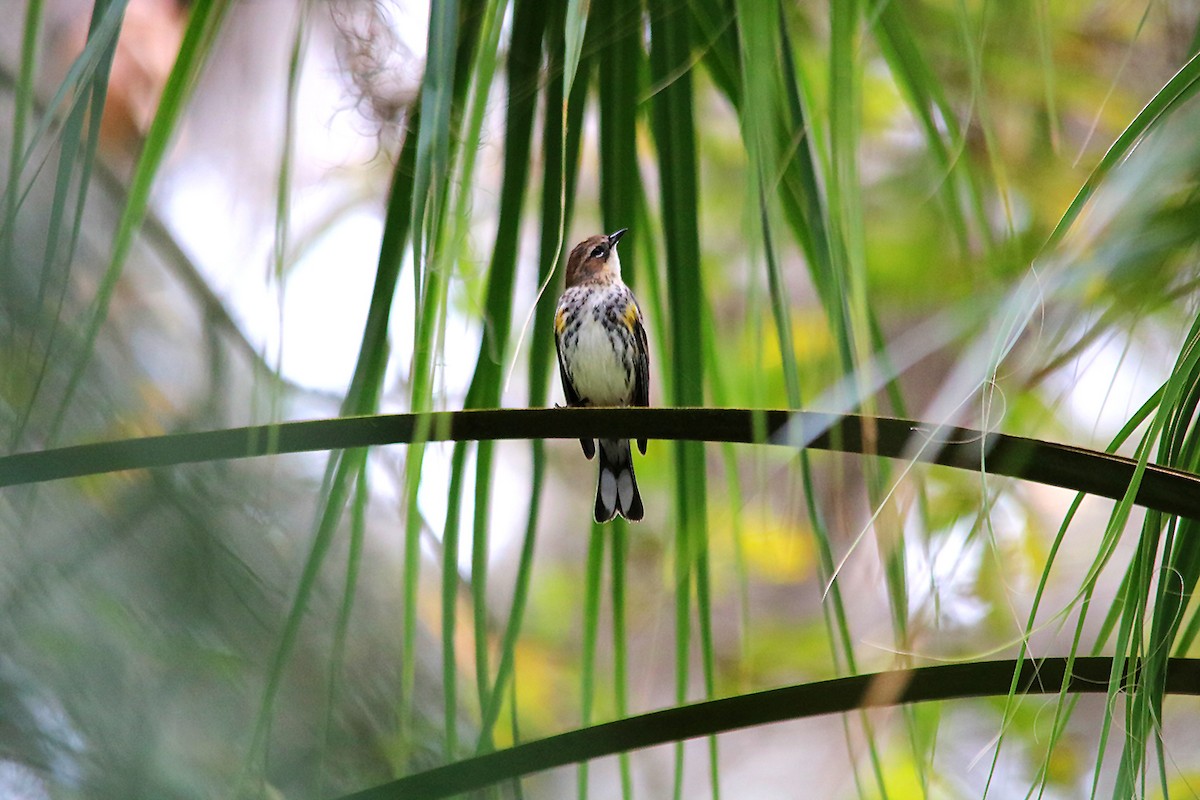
560,288 -> 635,406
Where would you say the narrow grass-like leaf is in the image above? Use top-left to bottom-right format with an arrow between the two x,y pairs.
407,67 -> 460,750
562,0 -> 589,92
320,461 -> 368,793
596,0 -> 640,257
1145,360 -> 1200,658
686,0 -> 738,100
728,4 -> 869,701
265,0 -> 312,410
991,325 -> 1200,795
457,0 -> 547,733
771,8 -> 839,321
476,445 -> 541,751
870,2 -> 990,256
578,524 -> 605,800
476,0 -> 592,754
16,0 -> 125,448
734,0 -> 800,407
399,0 -> 488,749
28,0 -> 108,284
702,19 -> 917,768
439,439 -> 470,755
1046,49 -> 1200,248
436,0 -> 507,760
827,6 -> 915,794
830,0 -> 915,659
610,522 -> 633,799
246,5 -> 434,764
0,0 -> 43,294
241,447 -> 368,790
827,0 -> 870,380
699,291 -> 752,688
5,0 -> 125,203
408,0 -> 459,317
1108,314 -> 1200,792
647,4 -> 713,795
591,11 -> 643,789
16,0 -> 123,430
630,194 -> 668,399
47,0 -> 233,443
334,658 -> 1200,800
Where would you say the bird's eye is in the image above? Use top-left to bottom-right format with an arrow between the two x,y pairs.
590,245 -> 606,259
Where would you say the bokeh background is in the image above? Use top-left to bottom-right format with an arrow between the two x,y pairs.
2,1 -> 1200,798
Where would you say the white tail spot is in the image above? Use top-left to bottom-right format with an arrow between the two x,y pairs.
600,470 -> 618,514
617,469 -> 634,511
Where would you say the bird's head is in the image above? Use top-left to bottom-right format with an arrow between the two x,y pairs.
565,228 -> 626,288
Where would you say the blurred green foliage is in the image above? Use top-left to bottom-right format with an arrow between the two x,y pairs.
3,0 -> 1200,798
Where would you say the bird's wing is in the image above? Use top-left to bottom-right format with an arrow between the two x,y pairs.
631,294 -> 650,454
555,305 -> 583,406
556,303 -> 595,459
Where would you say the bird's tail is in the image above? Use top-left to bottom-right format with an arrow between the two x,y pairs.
595,438 -> 644,523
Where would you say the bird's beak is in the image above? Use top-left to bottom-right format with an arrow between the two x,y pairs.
607,228 -> 628,247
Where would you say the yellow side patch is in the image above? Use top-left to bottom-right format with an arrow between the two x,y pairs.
554,307 -> 567,335
622,301 -> 638,331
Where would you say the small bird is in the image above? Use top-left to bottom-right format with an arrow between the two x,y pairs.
554,228 -> 650,522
